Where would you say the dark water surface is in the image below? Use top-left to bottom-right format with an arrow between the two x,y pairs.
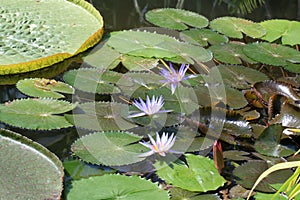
1,0 -> 300,158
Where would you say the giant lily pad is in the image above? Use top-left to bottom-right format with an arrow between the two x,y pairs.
67,174 -> 169,200
0,98 -> 75,130
0,0 -> 104,75
0,129 -> 64,199
210,17 -> 266,38
71,131 -> 147,166
145,8 -> 208,30
260,19 -> 300,45
155,154 -> 226,192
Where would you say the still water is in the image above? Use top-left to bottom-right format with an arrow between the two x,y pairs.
0,0 -> 299,158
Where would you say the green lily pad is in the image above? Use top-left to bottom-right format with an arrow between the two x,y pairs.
63,68 -> 123,94
233,160 -> 293,192
210,17 -> 266,39
260,19 -> 300,45
16,78 -> 74,98
106,30 -> 212,64
66,102 -> 137,131
155,154 -> 226,192
243,42 -> 300,69
209,43 -> 257,64
145,8 -> 208,30
207,65 -> 269,89
0,0 -> 103,75
170,187 -> 221,200
0,129 -> 64,199
71,131 -> 147,166
180,29 -> 228,47
67,174 -> 169,200
254,124 -> 295,157
0,98 -> 75,130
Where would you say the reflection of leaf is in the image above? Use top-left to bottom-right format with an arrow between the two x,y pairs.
71,131 -> 146,166
16,78 -> 74,98
67,174 -> 169,200
0,98 -> 75,130
260,19 -> 300,45
233,160 -> 293,192
145,8 -> 208,30
180,29 -> 228,47
0,129 -> 64,199
155,154 -> 226,192
209,43 -> 257,64
254,124 -> 295,157
210,17 -> 266,38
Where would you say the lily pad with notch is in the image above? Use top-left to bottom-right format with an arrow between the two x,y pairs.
145,8 -> 208,30
210,17 -> 266,39
0,98 -> 75,130
0,129 -> 64,199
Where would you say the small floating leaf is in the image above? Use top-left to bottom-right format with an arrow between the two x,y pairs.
254,124 -> 295,157
145,8 -> 208,30
67,174 -> 169,200
0,98 -> 75,130
0,129 -> 64,199
16,78 -> 74,98
66,102 -> 137,131
210,17 -> 266,39
0,0 -> 104,74
155,154 -> 226,192
260,19 -> 300,45
71,131 -> 146,166
63,68 -> 122,94
180,29 -> 228,47
209,43 -> 257,64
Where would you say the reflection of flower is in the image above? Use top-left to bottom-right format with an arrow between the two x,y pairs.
128,95 -> 172,118
139,132 -> 176,157
160,63 -> 193,94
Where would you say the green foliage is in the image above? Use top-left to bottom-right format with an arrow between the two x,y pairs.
67,174 -> 170,200
0,129 -> 64,199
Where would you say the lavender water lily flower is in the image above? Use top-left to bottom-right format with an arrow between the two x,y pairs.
138,132 -> 177,157
128,95 -> 172,118
160,63 -> 194,94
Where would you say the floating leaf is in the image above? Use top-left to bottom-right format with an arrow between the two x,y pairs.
106,30 -> 212,64
210,17 -> 266,39
207,65 -> 269,89
254,124 -> 295,157
155,154 -> 226,192
16,78 -> 74,98
254,192 -> 288,200
243,42 -> 300,71
71,131 -> 147,166
0,129 -> 64,199
260,19 -> 300,45
0,98 -> 75,130
223,150 -> 251,161
63,68 -> 123,94
121,55 -> 159,71
0,0 -> 103,74
170,187 -> 221,200
233,160 -> 293,192
270,102 -> 300,128
209,43 -> 257,64
180,29 -> 228,47
145,8 -> 208,30
66,102 -> 137,131
67,174 -> 169,200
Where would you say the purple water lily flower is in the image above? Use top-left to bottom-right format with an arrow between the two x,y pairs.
128,95 -> 172,118
160,63 -> 194,94
138,132 -> 177,157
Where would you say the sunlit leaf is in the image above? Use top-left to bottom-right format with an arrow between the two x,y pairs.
155,154 -> 226,192
67,174 -> 169,200
0,129 -> 64,199
145,8 -> 208,30
0,98 -> 75,130
210,17 -> 266,38
270,102 -> 300,128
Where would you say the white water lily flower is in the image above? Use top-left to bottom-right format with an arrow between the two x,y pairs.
128,95 -> 172,118
138,132 -> 177,157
